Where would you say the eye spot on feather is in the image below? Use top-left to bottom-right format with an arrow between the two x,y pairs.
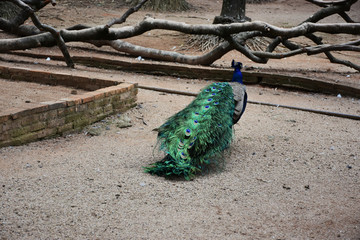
185,128 -> 191,137
214,101 -> 219,105
212,93 -> 216,96
207,98 -> 213,102
188,142 -> 194,149
204,105 -> 210,110
194,120 -> 199,125
181,152 -> 187,159
178,140 -> 184,149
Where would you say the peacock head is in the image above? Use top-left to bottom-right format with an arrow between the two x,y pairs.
231,60 -> 243,84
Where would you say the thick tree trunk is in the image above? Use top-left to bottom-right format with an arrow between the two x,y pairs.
213,0 -> 251,24
0,2 -> 21,20
131,0 -> 190,12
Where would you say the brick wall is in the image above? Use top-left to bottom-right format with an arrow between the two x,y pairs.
0,82 -> 137,148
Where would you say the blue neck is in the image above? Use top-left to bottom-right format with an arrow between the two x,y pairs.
231,68 -> 243,84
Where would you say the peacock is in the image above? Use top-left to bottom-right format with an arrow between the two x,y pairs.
145,60 -> 247,180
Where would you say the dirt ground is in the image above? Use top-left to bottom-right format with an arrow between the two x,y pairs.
1,0 -> 360,239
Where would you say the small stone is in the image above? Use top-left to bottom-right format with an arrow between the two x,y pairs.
346,165 -> 352,169
282,184 -> 291,190
115,115 -> 132,128
86,128 -> 101,136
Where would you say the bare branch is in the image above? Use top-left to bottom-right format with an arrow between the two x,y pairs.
305,0 -> 358,7
304,32 -> 360,71
5,0 -> 73,67
85,38 -> 235,65
307,40 -> 360,54
225,34 -> 267,63
105,0 -> 149,28
57,19 -> 360,41
1,18 -> 359,49
0,1 -> 358,71
338,11 -> 357,23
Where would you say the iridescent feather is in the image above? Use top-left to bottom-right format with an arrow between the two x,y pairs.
145,60 -> 247,180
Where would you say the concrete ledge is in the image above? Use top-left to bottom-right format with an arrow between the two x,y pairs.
74,56 -> 360,98
7,52 -> 360,97
0,67 -> 137,148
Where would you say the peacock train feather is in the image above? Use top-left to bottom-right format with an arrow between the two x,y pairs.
145,60 -> 247,180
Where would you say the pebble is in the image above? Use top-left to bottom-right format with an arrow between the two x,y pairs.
282,184 -> 291,190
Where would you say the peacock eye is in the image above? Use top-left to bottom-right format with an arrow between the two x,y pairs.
207,98 -> 213,102
214,101 -> 219,105
185,128 -> 191,137
180,152 -> 187,159
205,105 -> 210,109
212,93 -> 216,96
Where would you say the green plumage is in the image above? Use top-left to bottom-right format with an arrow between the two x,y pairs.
145,82 -> 236,180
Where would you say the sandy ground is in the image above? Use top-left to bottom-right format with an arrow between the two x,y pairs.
1,0 -> 360,239
1,83 -> 359,239
0,79 -> 88,109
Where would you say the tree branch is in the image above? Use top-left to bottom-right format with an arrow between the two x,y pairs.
5,0 -> 73,67
305,0 -> 358,7
225,34 -> 267,63
1,18 -> 359,48
105,0 -> 149,28
54,19 -> 360,42
0,1 -> 358,71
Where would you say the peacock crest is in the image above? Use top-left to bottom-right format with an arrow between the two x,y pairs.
145,60 -> 247,180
